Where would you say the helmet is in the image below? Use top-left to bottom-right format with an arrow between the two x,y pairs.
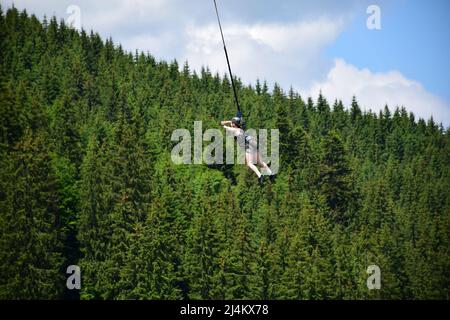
231,116 -> 243,127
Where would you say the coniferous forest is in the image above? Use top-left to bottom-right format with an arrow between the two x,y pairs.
0,7 -> 449,300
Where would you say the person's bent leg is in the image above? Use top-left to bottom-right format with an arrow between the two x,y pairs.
246,152 -> 262,178
257,152 -> 273,175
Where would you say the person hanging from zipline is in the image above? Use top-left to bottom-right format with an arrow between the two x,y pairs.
221,116 -> 273,184
214,0 -> 273,184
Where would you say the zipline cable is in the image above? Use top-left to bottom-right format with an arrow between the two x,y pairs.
213,0 -> 242,117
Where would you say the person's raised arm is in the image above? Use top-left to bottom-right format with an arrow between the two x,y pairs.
223,125 -> 241,137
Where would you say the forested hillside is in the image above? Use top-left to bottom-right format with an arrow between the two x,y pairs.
0,7 -> 449,299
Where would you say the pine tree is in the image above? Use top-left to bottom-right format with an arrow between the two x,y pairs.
184,203 -> 222,299
0,130 -> 64,299
317,131 -> 354,223
77,118 -> 115,299
281,194 -> 334,299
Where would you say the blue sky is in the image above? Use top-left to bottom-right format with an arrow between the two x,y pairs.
2,0 -> 449,126
327,0 -> 450,104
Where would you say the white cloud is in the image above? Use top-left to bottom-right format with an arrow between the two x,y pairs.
81,0 -> 174,31
184,17 -> 347,88
120,33 -> 177,59
246,18 -> 345,53
304,59 -> 450,126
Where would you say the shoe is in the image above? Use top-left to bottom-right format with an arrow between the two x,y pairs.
269,174 -> 275,183
258,175 -> 264,185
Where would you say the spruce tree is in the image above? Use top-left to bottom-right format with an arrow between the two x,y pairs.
0,130 -> 64,299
